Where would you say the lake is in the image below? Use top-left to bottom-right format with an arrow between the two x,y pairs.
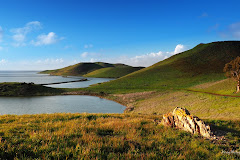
0,71 -> 114,88
0,96 -> 125,115
0,71 -> 124,114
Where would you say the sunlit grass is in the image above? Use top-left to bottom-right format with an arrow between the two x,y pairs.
0,113 -> 238,159
121,90 -> 240,120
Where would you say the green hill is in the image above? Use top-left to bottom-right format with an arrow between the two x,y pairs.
40,62 -> 144,78
88,41 -> 240,93
84,67 -> 144,78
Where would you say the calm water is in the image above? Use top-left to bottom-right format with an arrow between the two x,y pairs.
0,71 -> 124,114
0,71 -> 114,88
0,96 -> 125,115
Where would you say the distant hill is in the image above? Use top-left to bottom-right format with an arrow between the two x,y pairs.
88,41 -> 240,93
40,62 -> 144,78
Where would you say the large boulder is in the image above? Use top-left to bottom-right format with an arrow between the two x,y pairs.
161,107 -> 212,139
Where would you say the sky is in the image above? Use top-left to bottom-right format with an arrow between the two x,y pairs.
0,0 -> 240,70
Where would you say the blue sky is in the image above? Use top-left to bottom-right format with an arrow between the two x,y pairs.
0,0 -> 240,70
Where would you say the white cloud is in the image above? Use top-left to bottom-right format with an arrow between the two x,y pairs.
81,52 -> 88,58
80,52 -> 101,59
13,34 -> 25,43
90,58 -> 98,62
88,44 -> 187,67
118,51 -> 169,67
11,21 -> 41,35
0,26 -> 3,42
36,58 -> 64,65
173,44 -> 186,55
32,32 -> 63,46
0,59 -> 7,65
11,21 -> 42,47
84,44 -> 93,48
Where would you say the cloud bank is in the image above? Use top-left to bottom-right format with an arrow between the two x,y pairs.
174,44 -> 187,54
0,59 -> 7,65
114,44 -> 187,67
87,44 -> 187,67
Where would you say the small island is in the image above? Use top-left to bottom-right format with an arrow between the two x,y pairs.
0,82 -> 64,96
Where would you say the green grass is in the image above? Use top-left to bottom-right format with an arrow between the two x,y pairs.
190,78 -> 240,95
121,90 -> 240,120
0,113 -> 238,159
85,41 -> 240,94
86,65 -> 225,94
84,67 -> 144,78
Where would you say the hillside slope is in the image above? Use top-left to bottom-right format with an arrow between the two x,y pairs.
88,41 -> 240,93
40,62 -> 144,78
84,67 -> 144,78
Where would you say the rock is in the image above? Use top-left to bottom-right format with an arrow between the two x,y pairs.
125,106 -> 134,112
161,107 -> 212,138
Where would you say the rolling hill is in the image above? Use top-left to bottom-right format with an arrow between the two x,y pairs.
88,41 -> 240,93
84,66 -> 144,78
40,62 -> 144,78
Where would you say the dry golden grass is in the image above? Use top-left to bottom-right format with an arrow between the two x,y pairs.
0,113 -> 239,159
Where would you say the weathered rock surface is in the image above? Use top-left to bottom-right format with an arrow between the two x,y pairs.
161,107 -> 212,138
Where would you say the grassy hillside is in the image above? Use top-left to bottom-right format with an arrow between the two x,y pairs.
0,113 -> 238,159
84,67 -> 144,78
40,62 -> 143,78
0,82 -> 64,96
87,41 -> 240,93
40,62 -> 105,76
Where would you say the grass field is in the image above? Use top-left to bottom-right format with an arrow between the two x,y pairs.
0,113 -> 238,159
113,90 -> 240,120
86,41 -> 240,94
84,67 -> 143,78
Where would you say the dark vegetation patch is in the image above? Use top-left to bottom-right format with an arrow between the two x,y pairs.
0,82 -> 64,96
97,128 -> 114,136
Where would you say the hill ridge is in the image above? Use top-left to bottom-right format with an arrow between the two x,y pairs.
87,41 -> 240,93
40,62 -> 144,78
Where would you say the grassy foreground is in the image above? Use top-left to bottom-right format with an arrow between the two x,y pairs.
0,113 -> 239,159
